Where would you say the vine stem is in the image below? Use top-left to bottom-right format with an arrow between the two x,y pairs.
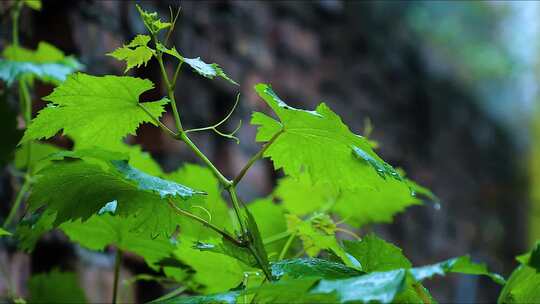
167,200 -> 243,246
278,232 -> 296,260
3,176 -> 30,228
112,249 -> 122,304
232,129 -> 284,186
4,1 -> 32,229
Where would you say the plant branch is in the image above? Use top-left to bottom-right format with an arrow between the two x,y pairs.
263,231 -> 291,245
3,176 -> 30,228
278,232 -> 296,260
179,132 -> 232,187
167,199 -> 242,246
232,129 -> 284,186
138,103 -> 177,138
112,248 -> 122,304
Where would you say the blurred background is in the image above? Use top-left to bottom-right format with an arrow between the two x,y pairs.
1,0 -> 539,303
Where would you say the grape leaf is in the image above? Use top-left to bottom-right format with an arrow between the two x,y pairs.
0,42 -> 82,85
246,278 -> 338,304
136,4 -> 172,34
409,255 -> 505,285
14,142 -> 62,171
275,173 -> 422,227
0,228 -> 12,237
27,158 -> 205,235
60,213 -> 175,267
21,73 -> 168,148
248,198 -> 288,259
24,0 -> 42,10
313,269 -> 407,303
15,210 -> 56,251
156,43 -> 237,85
343,234 -> 412,273
28,270 -> 87,303
252,84 -> 421,226
498,265 -> 540,304
166,164 -> 232,240
516,241 -> 540,271
271,258 -> 362,280
165,237 -> 246,294
154,291 -> 240,304
286,213 -> 355,267
108,35 -> 154,72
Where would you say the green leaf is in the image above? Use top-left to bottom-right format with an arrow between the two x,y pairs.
286,213 -> 355,267
343,234 -> 412,273
108,35 -> 154,73
0,42 -> 82,85
271,258 -> 362,280
246,278 -> 338,304
153,291 -> 240,304
21,73 -> 168,148
60,214 -> 175,267
166,164 -> 232,240
157,43 -> 237,85
27,158 -> 204,235
28,270 -> 87,303
245,205 -> 272,275
15,210 -> 56,251
498,265 -> 540,304
516,241 -> 540,271
0,228 -> 12,237
409,255 -> 505,285
14,142 -> 62,171
165,237 -> 246,294
253,84 -> 421,226
136,4 -> 172,34
312,269 -> 407,303
23,0 -> 42,10
248,198 -> 288,259
275,173 -> 422,227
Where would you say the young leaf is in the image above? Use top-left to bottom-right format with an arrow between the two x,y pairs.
286,213 -> 354,267
157,44 -> 237,85
136,4 -> 172,35
107,34 -> 154,73
15,210 -> 56,251
343,234 -> 412,273
21,73 -> 168,148
0,42 -> 82,85
28,270 -> 87,303
60,214 -> 175,267
516,241 -> 540,271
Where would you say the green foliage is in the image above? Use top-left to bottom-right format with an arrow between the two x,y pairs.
0,42 -> 81,85
28,270 -> 87,303
21,73 -> 168,148
157,43 -> 238,85
344,234 -> 411,272
27,156 -> 204,234
107,35 -> 154,72
499,242 -> 540,303
0,4 -> 524,304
